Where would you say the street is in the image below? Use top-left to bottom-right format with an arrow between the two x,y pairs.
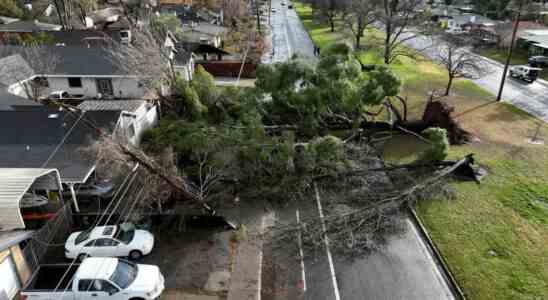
404,33 -> 548,121
262,0 -> 315,63
261,3 -> 459,299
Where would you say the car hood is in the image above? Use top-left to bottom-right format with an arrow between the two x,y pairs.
65,232 -> 80,248
127,264 -> 161,291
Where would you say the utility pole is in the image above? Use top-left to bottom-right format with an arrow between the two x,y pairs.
497,0 -> 524,101
268,0 -> 272,25
255,0 -> 262,34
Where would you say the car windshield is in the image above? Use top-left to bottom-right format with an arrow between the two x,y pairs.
109,260 -> 138,289
75,230 -> 92,245
115,227 -> 135,244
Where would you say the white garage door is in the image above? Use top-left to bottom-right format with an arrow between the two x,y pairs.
0,255 -> 20,300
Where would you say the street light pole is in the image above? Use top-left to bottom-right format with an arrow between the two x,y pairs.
497,0 -> 524,101
255,0 -> 262,34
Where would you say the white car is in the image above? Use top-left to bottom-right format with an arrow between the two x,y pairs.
65,224 -> 154,261
21,257 -> 165,300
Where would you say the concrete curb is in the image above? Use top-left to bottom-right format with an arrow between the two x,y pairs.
407,206 -> 467,300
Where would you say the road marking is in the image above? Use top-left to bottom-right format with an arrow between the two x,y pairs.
313,183 -> 341,300
295,209 -> 307,292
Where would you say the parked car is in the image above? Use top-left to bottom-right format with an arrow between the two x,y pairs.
20,193 -> 49,208
509,65 -> 542,83
65,224 -> 155,261
281,1 -> 285,5
528,56 -> 548,67
271,8 -> 276,12
288,4 -> 293,8
64,180 -> 115,200
20,257 -> 165,300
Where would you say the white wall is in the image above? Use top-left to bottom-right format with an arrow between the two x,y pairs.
174,57 -> 195,81
45,77 -> 147,98
119,103 -> 159,145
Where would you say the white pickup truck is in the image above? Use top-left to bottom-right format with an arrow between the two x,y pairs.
21,257 -> 165,300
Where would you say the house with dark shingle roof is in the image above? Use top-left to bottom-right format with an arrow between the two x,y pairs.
0,46 -> 150,99
0,109 -> 119,183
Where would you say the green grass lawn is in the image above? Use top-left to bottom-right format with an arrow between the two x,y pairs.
295,3 -> 548,299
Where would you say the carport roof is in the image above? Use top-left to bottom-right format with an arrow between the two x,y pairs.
0,168 -> 62,231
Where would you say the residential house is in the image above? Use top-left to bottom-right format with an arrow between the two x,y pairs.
77,99 -> 159,145
488,22 -> 547,49
0,46 -> 150,99
518,29 -> 548,56
180,22 -> 228,47
0,110 -> 121,211
446,14 -> 496,32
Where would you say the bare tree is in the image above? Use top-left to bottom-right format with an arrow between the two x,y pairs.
343,0 -> 376,49
436,35 -> 489,96
107,26 -> 176,97
313,0 -> 343,32
375,0 -> 426,64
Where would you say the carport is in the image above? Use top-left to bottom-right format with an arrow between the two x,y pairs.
0,168 -> 63,231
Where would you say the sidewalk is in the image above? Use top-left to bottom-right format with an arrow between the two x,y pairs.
226,211 -> 271,300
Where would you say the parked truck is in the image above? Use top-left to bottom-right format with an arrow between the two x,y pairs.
20,257 -> 164,300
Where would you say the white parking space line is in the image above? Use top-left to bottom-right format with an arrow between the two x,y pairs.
295,209 -> 307,292
313,183 -> 341,300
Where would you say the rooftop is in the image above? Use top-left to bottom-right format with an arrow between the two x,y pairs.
0,88 -> 45,111
0,20 -> 61,32
0,46 -> 125,76
0,110 -> 122,183
78,99 -> 146,112
0,54 -> 34,86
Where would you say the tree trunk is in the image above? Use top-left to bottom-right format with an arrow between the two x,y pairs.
330,17 -> 335,32
355,33 -> 361,50
445,75 -> 454,96
384,24 -> 391,64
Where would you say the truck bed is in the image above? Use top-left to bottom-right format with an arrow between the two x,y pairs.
24,264 -> 80,291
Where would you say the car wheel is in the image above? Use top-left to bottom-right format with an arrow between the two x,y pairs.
129,250 -> 142,260
77,253 -> 89,262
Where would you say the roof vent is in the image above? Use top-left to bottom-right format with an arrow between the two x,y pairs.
48,113 -> 59,119
26,145 -> 30,151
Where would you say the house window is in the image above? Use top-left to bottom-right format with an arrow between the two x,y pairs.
68,77 -> 82,88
